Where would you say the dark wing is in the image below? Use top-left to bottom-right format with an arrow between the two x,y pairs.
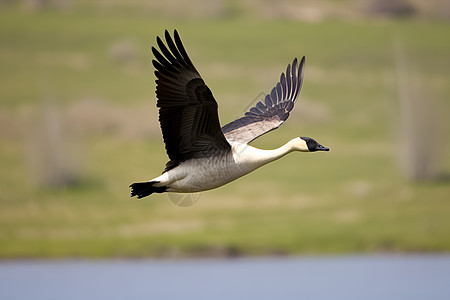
222,57 -> 305,144
152,30 -> 231,167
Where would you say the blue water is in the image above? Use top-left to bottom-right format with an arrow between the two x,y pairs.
1,255 -> 449,300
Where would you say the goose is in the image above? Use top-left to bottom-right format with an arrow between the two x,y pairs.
130,30 -> 329,199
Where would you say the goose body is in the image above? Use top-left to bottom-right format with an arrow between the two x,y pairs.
130,30 -> 329,198
148,138 -> 307,193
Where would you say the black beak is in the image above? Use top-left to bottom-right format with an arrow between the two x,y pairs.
316,144 -> 330,151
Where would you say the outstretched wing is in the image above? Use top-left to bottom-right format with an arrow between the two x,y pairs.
152,30 -> 231,166
221,57 -> 305,144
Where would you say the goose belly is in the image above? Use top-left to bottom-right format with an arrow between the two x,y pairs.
165,156 -> 251,193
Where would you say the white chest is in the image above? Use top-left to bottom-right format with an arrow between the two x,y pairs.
160,142 -> 287,193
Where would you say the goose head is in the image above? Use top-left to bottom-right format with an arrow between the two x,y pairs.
292,137 -> 330,152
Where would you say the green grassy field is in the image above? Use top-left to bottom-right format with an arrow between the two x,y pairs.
1,4 -> 450,258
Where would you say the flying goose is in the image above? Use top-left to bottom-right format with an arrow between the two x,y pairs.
130,30 -> 329,199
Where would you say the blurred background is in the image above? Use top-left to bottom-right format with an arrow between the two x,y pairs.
0,0 -> 449,259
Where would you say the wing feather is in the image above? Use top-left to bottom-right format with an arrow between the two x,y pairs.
222,57 -> 306,144
153,30 -> 231,169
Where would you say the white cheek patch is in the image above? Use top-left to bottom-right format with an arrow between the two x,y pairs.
301,139 -> 309,151
297,138 -> 310,152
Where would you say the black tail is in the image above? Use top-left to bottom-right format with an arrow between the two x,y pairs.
129,181 -> 167,199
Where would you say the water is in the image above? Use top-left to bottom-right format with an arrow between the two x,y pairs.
1,255 -> 449,300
